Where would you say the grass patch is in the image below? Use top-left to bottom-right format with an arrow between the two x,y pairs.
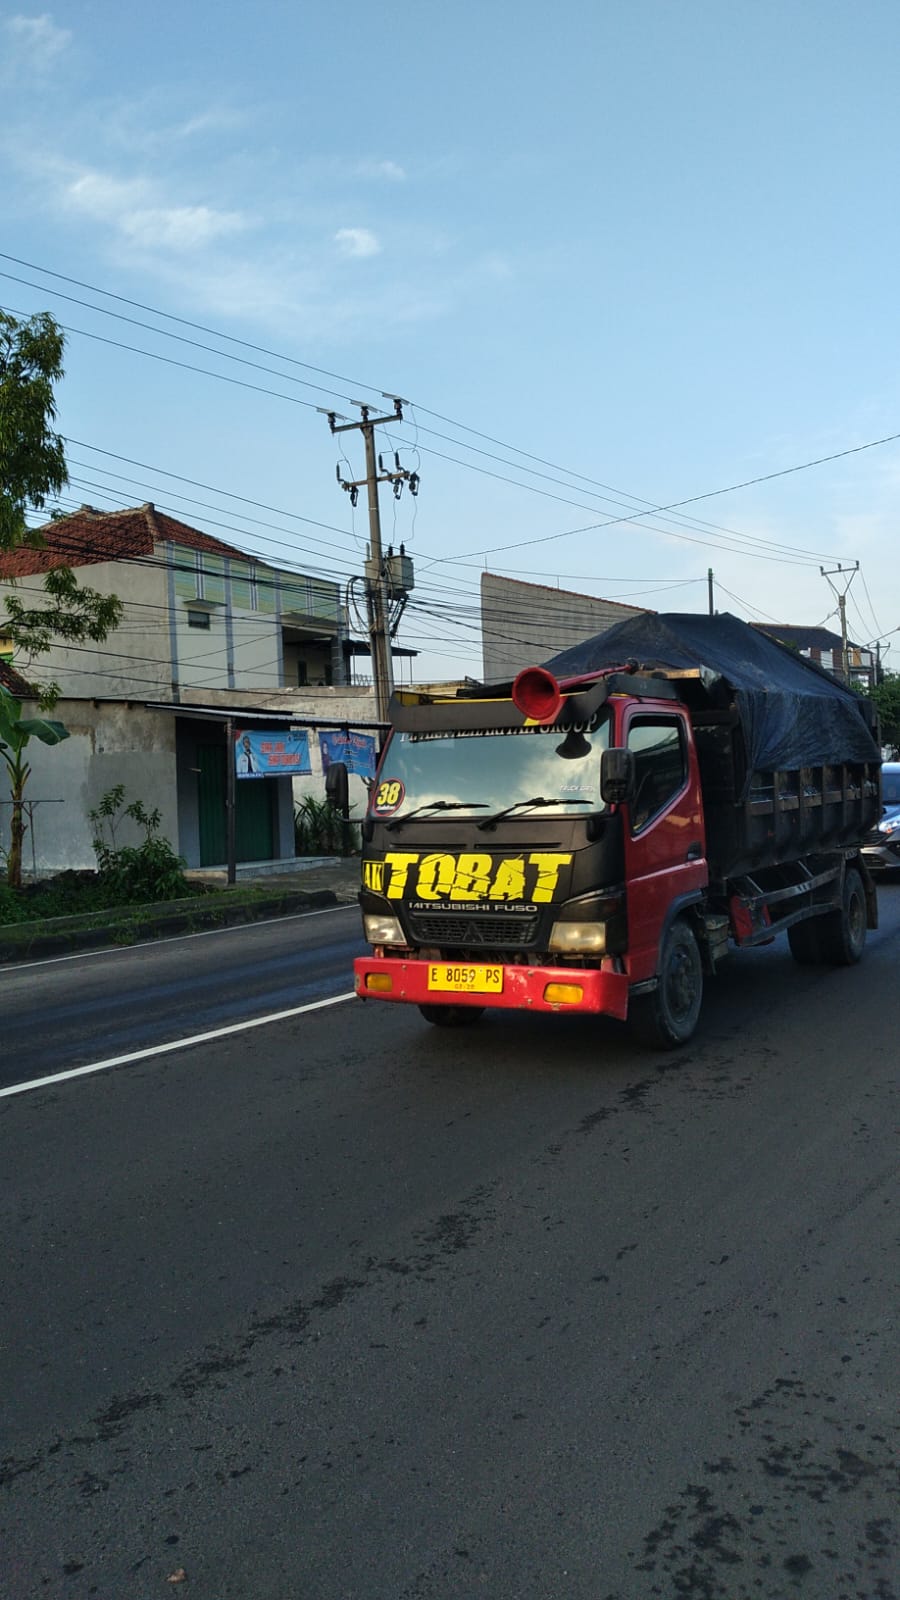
0,877 -> 330,949
0,870 -> 212,927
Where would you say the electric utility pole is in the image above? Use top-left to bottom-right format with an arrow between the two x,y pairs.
325,397 -> 416,723
707,567 -> 714,616
820,561 -> 860,683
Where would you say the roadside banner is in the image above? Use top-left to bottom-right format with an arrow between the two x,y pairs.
319,730 -> 377,780
234,728 -> 312,779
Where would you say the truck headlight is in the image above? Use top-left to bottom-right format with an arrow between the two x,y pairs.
363,912 -> 405,946
549,920 -> 607,954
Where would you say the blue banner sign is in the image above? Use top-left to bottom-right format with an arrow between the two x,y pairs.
319,730 -> 377,780
234,728 -> 311,778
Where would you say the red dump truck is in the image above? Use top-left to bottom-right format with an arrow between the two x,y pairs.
354,613 -> 882,1047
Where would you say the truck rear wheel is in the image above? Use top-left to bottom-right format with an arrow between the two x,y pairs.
630,918 -> 703,1049
419,1005 -> 485,1028
788,868 -> 866,966
818,867 -> 867,966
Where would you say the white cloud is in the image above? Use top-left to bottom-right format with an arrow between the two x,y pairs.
63,166 -> 249,252
356,159 -> 406,182
334,226 -> 381,259
481,251 -> 513,281
65,169 -> 149,218
119,205 -> 247,251
5,12 -> 71,68
174,108 -> 249,141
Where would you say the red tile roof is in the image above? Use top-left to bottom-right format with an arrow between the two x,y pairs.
0,504 -> 251,579
0,658 -> 35,697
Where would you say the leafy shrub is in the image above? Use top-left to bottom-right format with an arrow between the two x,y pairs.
89,785 -> 189,903
294,794 -> 360,857
0,882 -> 19,924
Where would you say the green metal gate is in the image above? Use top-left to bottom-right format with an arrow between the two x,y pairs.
197,744 -> 275,866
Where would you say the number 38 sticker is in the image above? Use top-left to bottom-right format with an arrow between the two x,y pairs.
372,778 -> 405,816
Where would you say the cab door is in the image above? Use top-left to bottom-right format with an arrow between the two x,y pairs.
620,706 -> 706,983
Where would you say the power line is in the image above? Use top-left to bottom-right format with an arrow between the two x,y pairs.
0,267 -> 363,410
63,423 -> 831,581
0,302 -> 324,412
11,511 -> 633,680
64,473 -> 369,585
24,489 -> 880,677
3,254 -> 862,563
54,447 -> 678,614
858,566 -> 884,641
25,483 -> 884,675
4,269 -> 878,569
0,251 -> 386,398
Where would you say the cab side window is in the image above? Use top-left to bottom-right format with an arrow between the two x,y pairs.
627,717 -> 687,832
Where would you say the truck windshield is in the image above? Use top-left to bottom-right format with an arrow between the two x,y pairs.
370,717 -> 611,823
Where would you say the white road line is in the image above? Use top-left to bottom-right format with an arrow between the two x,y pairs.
0,990 -> 357,1101
0,901 -> 359,974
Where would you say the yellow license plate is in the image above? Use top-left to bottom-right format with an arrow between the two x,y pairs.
427,963 -> 503,994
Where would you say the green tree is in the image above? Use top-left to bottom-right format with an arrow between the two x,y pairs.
0,310 -> 123,674
869,672 -> 900,756
3,563 -> 122,660
0,682 -> 69,888
0,310 -> 67,551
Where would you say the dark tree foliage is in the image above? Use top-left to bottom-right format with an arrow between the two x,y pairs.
869,673 -> 900,755
0,310 -> 122,678
0,310 -> 68,551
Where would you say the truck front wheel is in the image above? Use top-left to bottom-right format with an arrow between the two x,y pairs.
419,1005 -> 485,1028
630,918 -> 703,1049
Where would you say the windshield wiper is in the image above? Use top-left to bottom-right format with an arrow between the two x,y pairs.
477,796 -> 591,831
385,800 -> 489,831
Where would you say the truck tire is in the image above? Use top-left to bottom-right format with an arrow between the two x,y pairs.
817,866 -> 867,966
419,1005 -> 485,1027
787,916 -> 825,965
630,918 -> 703,1049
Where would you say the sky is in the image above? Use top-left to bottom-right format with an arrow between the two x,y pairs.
3,0 -> 900,682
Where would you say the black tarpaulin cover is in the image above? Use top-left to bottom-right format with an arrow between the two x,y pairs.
543,612 -> 880,778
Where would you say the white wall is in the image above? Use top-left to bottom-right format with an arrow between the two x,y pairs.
173,604 -> 231,692
0,700 -> 178,874
481,572 -> 646,681
0,560 -> 172,700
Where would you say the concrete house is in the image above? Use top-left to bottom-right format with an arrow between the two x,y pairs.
0,502 -> 348,698
749,623 -> 876,689
480,572 -> 647,681
0,505 -> 383,874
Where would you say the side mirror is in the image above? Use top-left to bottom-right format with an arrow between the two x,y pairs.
601,747 -> 635,807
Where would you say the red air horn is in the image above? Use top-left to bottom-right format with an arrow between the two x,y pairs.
512,666 -> 564,723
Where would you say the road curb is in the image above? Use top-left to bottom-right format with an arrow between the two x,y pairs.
0,888 -> 340,963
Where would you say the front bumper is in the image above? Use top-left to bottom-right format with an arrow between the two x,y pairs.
861,840 -> 900,873
354,955 -> 629,1019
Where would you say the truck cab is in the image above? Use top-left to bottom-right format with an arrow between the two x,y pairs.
355,666 -> 708,1034
355,636 -> 880,1048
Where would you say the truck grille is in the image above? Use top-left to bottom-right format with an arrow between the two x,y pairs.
407,912 -> 539,948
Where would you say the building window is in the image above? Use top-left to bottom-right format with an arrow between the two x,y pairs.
187,610 -> 211,630
173,544 -> 201,600
197,552 -> 226,606
297,660 -> 308,686
230,561 -> 259,611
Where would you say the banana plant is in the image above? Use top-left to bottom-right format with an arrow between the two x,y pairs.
0,683 -> 69,888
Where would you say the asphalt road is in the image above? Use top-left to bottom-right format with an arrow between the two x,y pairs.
0,904 -> 364,1088
1,896 -> 898,1599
